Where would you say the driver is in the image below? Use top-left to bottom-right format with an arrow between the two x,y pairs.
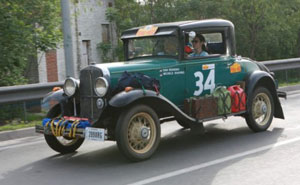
189,34 -> 208,57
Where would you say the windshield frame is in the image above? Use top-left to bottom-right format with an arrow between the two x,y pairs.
123,34 -> 180,61
123,34 -> 181,61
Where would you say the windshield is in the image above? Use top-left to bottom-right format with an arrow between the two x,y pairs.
127,36 -> 178,59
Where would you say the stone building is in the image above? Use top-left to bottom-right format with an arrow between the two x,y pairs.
37,0 -> 117,83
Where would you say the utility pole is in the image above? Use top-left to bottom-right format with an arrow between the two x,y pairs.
61,0 -> 75,78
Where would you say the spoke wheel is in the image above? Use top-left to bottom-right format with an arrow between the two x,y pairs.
116,105 -> 160,161
246,87 -> 274,132
128,113 -> 156,154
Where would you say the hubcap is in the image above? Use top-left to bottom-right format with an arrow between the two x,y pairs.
141,127 -> 149,139
261,104 -> 267,114
252,92 -> 271,126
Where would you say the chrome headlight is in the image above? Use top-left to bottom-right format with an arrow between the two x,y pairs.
63,77 -> 79,97
94,77 -> 109,97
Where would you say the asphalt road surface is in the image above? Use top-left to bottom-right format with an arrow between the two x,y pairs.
0,93 -> 299,185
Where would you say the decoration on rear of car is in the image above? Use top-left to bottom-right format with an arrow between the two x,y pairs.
136,25 -> 158,37
230,62 -> 242,73
228,85 -> 246,112
184,84 -> 247,121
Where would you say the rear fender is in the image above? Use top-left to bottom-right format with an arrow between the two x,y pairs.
245,71 -> 284,119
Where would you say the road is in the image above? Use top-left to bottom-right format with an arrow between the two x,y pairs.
0,93 -> 299,185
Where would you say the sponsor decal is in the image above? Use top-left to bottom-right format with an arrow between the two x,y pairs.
230,63 -> 241,73
160,68 -> 185,76
136,25 -> 158,37
202,64 -> 215,70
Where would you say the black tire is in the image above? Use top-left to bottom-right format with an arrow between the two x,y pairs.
44,105 -> 84,154
245,87 -> 274,132
115,104 -> 160,161
176,119 -> 191,129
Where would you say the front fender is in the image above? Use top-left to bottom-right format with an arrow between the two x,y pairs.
42,89 -> 73,116
245,71 -> 284,119
109,89 -> 195,123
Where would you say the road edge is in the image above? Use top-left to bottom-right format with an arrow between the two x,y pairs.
0,127 -> 39,141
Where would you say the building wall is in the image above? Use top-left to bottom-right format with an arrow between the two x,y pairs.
70,0 -> 117,78
38,0 -> 116,82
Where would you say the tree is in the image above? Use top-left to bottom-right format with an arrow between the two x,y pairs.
108,0 -> 300,61
0,0 -> 62,86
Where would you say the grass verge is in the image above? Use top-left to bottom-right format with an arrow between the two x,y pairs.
0,120 -> 41,132
279,81 -> 300,87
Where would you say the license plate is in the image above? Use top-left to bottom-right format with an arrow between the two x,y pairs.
85,127 -> 105,141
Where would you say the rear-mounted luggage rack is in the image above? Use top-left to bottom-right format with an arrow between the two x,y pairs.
193,111 -> 247,123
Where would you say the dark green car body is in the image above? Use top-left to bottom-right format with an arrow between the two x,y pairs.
55,19 -> 284,126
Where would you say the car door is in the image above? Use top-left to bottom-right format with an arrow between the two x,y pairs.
159,59 -> 186,106
184,56 -> 240,98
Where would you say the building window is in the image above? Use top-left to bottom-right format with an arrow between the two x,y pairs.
108,2 -> 113,7
101,24 -> 110,43
82,40 -> 91,65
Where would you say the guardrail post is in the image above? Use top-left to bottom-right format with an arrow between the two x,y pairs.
285,69 -> 289,83
23,102 -> 27,123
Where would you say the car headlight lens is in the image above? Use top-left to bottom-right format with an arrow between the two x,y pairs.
63,77 -> 79,97
94,77 -> 109,97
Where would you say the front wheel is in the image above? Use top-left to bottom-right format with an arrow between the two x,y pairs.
245,87 -> 274,132
44,105 -> 84,154
115,104 -> 160,161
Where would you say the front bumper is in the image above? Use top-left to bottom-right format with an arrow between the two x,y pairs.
35,117 -> 108,140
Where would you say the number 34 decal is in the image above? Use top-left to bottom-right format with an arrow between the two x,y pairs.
194,69 -> 215,96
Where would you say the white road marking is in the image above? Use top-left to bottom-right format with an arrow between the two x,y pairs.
128,136 -> 300,185
0,139 -> 44,151
284,125 -> 300,131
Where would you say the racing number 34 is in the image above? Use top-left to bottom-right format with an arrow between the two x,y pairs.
194,69 -> 215,96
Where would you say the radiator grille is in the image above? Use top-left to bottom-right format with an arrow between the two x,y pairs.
80,66 -> 103,122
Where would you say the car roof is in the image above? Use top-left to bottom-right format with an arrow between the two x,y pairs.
121,19 -> 234,39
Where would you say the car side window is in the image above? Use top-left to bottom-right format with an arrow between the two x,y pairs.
184,32 -> 225,59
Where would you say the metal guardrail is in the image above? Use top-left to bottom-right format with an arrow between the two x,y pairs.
261,57 -> 300,71
0,58 -> 299,105
0,82 -> 63,104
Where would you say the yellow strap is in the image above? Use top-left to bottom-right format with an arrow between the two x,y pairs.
72,121 -> 81,138
60,120 -> 68,137
55,119 -> 64,136
50,119 -> 56,136
69,120 -> 79,138
58,120 -> 66,136
45,120 -> 51,128
68,121 -> 75,138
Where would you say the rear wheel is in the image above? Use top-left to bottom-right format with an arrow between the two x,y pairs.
44,105 -> 84,154
245,87 -> 274,132
116,104 -> 160,161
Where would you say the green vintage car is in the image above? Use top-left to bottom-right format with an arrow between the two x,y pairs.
37,19 -> 285,161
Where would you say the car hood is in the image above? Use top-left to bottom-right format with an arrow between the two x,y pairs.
94,58 -> 178,74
